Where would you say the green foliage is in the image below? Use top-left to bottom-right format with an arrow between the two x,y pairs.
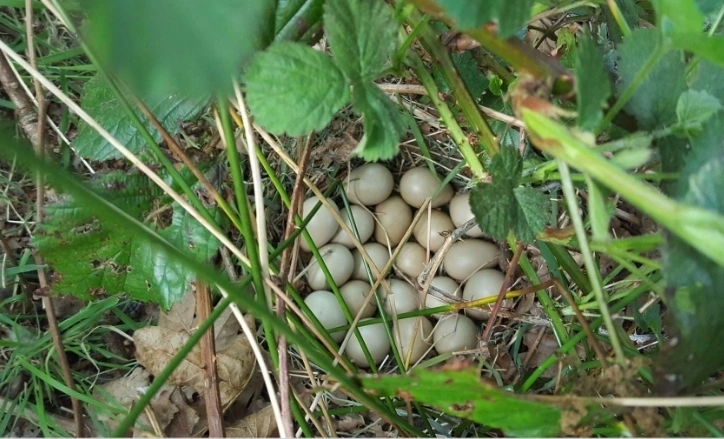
574,33 -> 611,131
244,43 -> 349,137
470,147 -> 550,243
83,0 -> 275,98
653,0 -> 704,35
436,0 -> 536,38
324,0 -> 397,82
274,0 -> 324,43
33,171 -> 221,310
245,0 -> 405,161
657,114 -> 724,394
351,83 -> 407,161
616,29 -> 687,130
73,75 -> 206,161
675,90 -> 722,135
361,367 -> 565,437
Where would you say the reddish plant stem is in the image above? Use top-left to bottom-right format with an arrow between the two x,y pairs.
481,241 -> 524,343
276,135 -> 313,435
196,282 -> 225,437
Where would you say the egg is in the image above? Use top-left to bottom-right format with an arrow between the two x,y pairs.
433,314 -> 478,354
412,209 -> 454,252
306,244 -> 354,290
344,163 -> 395,206
381,279 -> 419,315
331,205 -> 375,248
443,239 -> 499,281
345,319 -> 390,367
395,242 -> 427,279
423,276 -> 461,318
351,242 -> 391,281
300,196 -> 340,252
449,193 -> 484,237
304,290 -> 347,342
340,280 -> 377,318
395,316 -> 433,365
399,167 -> 454,208
462,269 -> 506,319
374,196 -> 412,247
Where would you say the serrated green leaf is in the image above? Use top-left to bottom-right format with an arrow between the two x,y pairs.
34,172 -> 221,310
470,147 -> 550,242
437,0 -> 535,38
675,89 -> 722,132
575,33 -> 611,131
692,61 -> 724,102
83,0 -> 275,98
245,42 -> 350,137
617,29 -> 687,129
324,0 -> 397,82
610,147 -> 653,169
658,130 -> 724,391
670,33 -> 724,68
361,367 -> 564,437
351,83 -> 406,161
652,0 -> 704,34
512,186 -> 552,242
74,75 -> 206,162
453,52 -> 489,100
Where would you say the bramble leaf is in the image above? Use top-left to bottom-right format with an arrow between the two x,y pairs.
616,29 -> 687,129
34,172 -> 221,310
83,0 -> 275,98
675,89 -> 722,133
74,75 -> 206,162
575,33 -> 611,131
470,147 -> 550,242
245,42 -> 350,137
670,33 -> 724,68
361,367 -> 564,437
656,113 -> 724,394
351,83 -> 407,161
436,0 -> 535,38
324,0 -> 398,82
652,0 -> 703,35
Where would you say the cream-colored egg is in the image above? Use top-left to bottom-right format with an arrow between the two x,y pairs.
345,319 -> 390,367
351,242 -> 391,281
344,163 -> 395,206
433,314 -> 478,354
305,290 -> 347,342
412,209 -> 454,252
462,269 -> 506,319
449,193 -> 484,237
374,196 -> 412,247
340,280 -> 377,318
300,196 -> 340,252
331,205 -> 375,248
399,167 -> 454,208
443,239 -> 499,281
306,244 -> 354,290
424,276 -> 461,318
381,279 -> 419,315
395,242 -> 427,279
395,316 -> 433,365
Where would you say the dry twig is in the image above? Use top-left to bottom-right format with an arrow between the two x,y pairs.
196,282 -> 225,437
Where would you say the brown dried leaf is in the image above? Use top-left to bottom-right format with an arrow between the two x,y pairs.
523,329 -> 585,378
336,413 -> 365,432
226,404 -> 278,438
134,326 -> 255,408
165,387 -> 200,437
94,368 -> 185,436
212,306 -> 240,351
158,288 -> 196,332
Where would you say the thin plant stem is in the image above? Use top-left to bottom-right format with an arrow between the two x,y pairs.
557,159 -> 625,363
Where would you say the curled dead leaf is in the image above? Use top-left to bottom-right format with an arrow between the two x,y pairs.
134,325 -> 255,409
94,368 -> 198,437
226,404 -> 278,438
